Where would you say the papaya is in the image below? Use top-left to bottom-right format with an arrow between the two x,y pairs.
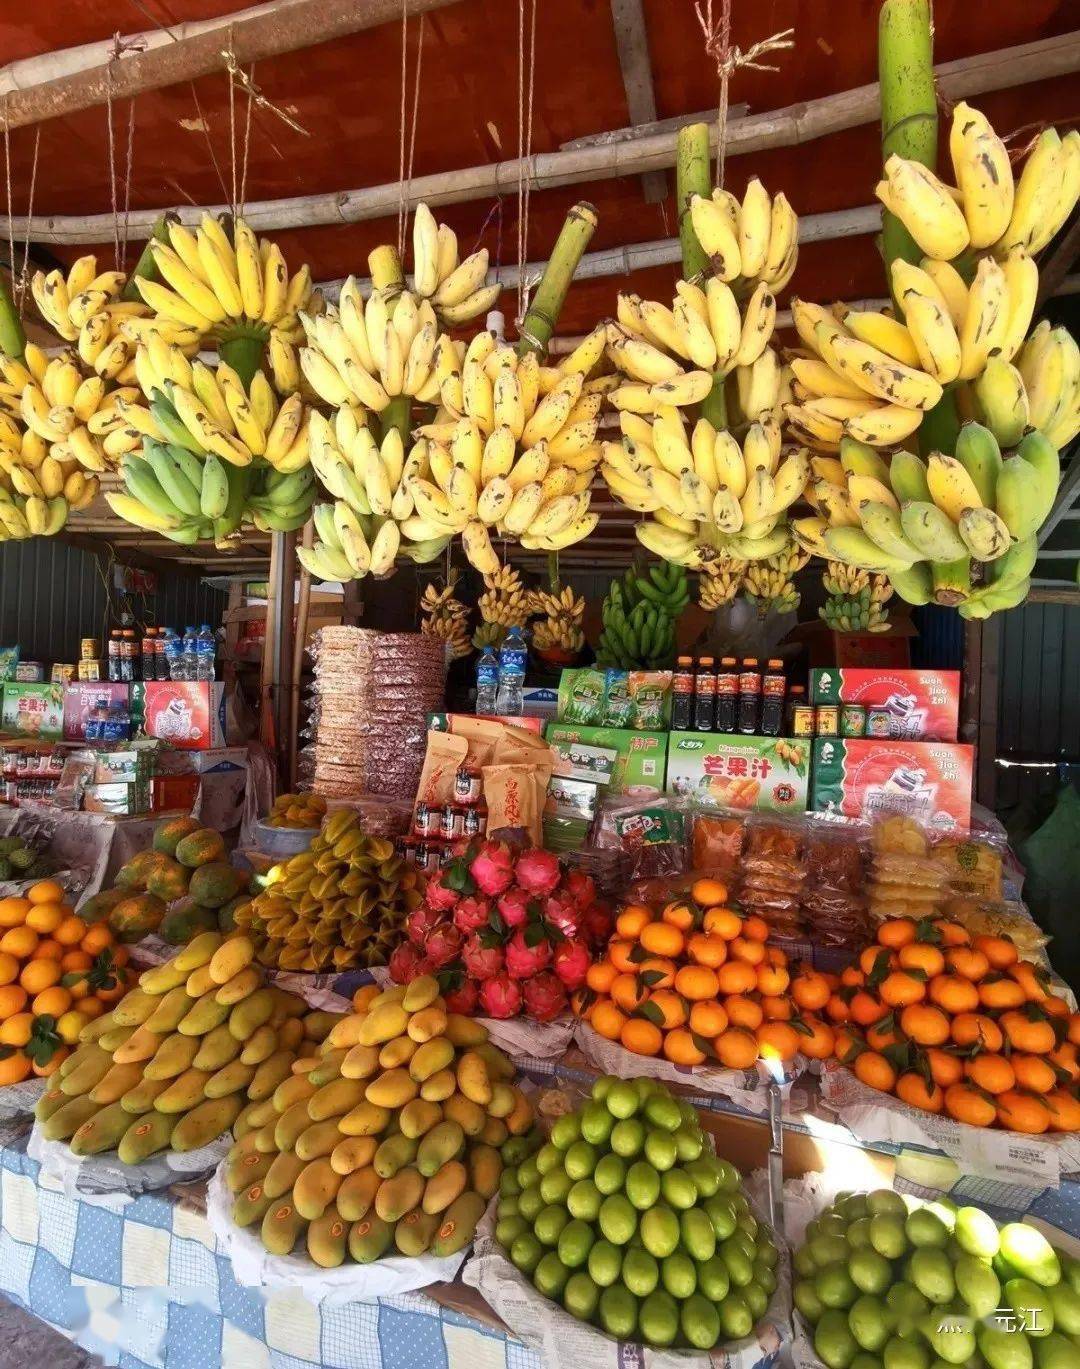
192,1024 -> 242,1073
114,850 -> 163,890
143,1033 -> 200,1081
174,828 -> 227,869
170,1095 -> 242,1151
296,1120 -> 344,1162
348,1213 -> 394,1263
226,1146 -> 273,1195
153,816 -> 202,857
336,1166 -> 380,1221
70,1102 -> 133,1156
145,856 -> 191,903
330,1136 -> 378,1178
374,1167 -> 424,1223
396,1207 -> 439,1257
261,1200 -> 308,1257
422,1160 -> 468,1215
110,892 -> 166,943
293,1158 -> 342,1221
431,1191 -> 485,1256
153,1069 -> 211,1113
159,898 -> 221,946
264,1150 -> 308,1200
307,1205 -> 349,1268
41,1096 -> 102,1142
189,862 -> 246,909
78,888 -> 126,925
118,1111 -> 176,1165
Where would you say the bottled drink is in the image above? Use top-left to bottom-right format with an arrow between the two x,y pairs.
164,631 -> 183,681
761,659 -> 787,736
141,628 -> 155,682
107,631 -> 121,682
671,656 -> 694,731
181,627 -> 197,682
195,624 -> 215,681
495,625 -> 527,716
475,646 -> 499,715
120,629 -> 137,683
155,628 -> 170,680
694,656 -> 716,731
738,658 -> 762,734
715,657 -> 739,733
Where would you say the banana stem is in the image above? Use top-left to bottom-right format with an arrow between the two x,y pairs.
380,395 -> 411,449
932,556 -> 971,606
121,214 -> 174,301
547,551 -> 559,593
369,245 -> 405,293
676,122 -> 711,281
516,202 -> 599,359
918,391 -> 962,458
700,373 -> 728,430
219,330 -> 267,389
878,0 -> 937,282
0,274 -> 25,361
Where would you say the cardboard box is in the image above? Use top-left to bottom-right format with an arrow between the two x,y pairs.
810,737 -> 974,833
666,732 -> 810,813
1,683 -> 65,738
521,686 -> 559,720
796,617 -> 915,669
543,723 -> 666,793
135,681 -> 227,750
548,739 -> 619,785
63,683 -> 130,740
809,668 -> 960,741
83,780 -> 151,815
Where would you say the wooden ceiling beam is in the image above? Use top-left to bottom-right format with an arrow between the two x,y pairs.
12,30 -> 1078,243
608,0 -> 666,204
0,0 -> 463,131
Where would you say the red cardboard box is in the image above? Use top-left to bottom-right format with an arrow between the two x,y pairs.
809,668 -> 960,741
63,683 -> 130,740
141,682 -> 226,750
810,737 -> 973,834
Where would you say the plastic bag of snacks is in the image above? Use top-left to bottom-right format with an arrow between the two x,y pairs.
867,815 -> 948,922
594,795 -> 689,883
933,833 -> 1004,901
940,894 -> 1050,961
689,809 -> 747,884
800,819 -> 870,947
738,817 -> 806,938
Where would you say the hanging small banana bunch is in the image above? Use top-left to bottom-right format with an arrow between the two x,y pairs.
419,572 -> 473,660
0,411 -> 92,538
473,564 -> 532,648
409,202 -> 503,326
743,545 -> 809,616
686,178 -> 799,291
819,561 -> 893,634
698,557 -> 747,610
529,582 -> 586,655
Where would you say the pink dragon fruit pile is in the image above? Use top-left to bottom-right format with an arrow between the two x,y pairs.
388,842 -> 611,1022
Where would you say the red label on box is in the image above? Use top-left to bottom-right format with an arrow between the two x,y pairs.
811,737 -> 973,833
809,668 -> 960,741
142,682 -> 224,750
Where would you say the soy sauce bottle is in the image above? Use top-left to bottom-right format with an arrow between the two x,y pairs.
760,658 -> 787,737
694,657 -> 716,731
738,658 -> 761,734
671,656 -> 695,731
715,657 -> 738,733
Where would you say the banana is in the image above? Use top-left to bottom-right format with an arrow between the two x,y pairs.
952,421 -> 1003,507
688,194 -> 741,280
650,370 -> 713,408
521,510 -> 598,551
875,154 -> 970,260
673,298 -> 717,369
899,501 -> 969,560
856,501 -> 923,563
761,193 -> 797,285
105,490 -> 183,532
733,283 -> 776,368
843,311 -> 921,367
998,248 -> 1039,362
813,478 -> 862,528
957,506 -> 1011,561
996,128 -> 1064,255
843,403 -> 924,446
790,515 -> 830,557
432,251 -> 489,308
635,519 -> 697,564
847,474 -> 898,512
790,357 -> 868,401
738,177 -> 772,279
899,289 -> 962,384
144,442 -> 202,517
949,102 -> 1015,249
824,525 -> 913,573
704,279 -> 742,372
972,358 -> 1029,449
821,328 -> 943,411
260,242 -> 289,324
926,452 -> 985,521
459,519 -> 498,574
957,256 -> 1008,381
412,203 -> 440,298
995,431 -> 1058,538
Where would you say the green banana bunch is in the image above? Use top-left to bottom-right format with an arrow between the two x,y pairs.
595,564 -> 684,668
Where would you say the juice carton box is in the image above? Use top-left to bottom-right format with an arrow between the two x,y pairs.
810,737 -> 974,833
543,723 -> 666,793
63,682 -> 130,740
809,668 -> 960,740
665,732 -> 810,813
1,683 -> 65,739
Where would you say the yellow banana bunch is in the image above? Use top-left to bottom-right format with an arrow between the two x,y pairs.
529,581 -> 586,654
743,546 -> 809,616
1015,321 -> 1080,452
419,572 -> 473,660
410,202 -> 502,326
686,180 -> 799,290
698,559 -> 747,610
136,214 -> 322,388
477,564 -> 532,635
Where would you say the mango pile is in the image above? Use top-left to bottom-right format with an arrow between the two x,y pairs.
222,975 -> 537,1268
234,807 -> 422,972
81,815 -> 249,945
495,1074 -> 778,1350
34,931 -> 328,1163
795,1189 -> 1080,1369
263,792 -> 328,829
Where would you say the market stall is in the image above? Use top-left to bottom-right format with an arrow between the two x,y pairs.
0,0 -> 1078,1365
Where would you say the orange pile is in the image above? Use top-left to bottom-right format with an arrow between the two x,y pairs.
577,877 -> 836,1070
0,881 -> 134,1084
824,915 -> 1080,1134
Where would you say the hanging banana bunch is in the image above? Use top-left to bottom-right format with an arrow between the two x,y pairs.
743,545 -> 810,616
698,557 -> 747,610
419,572 -> 473,660
687,179 -> 800,292
528,582 -> 586,656
473,564 -> 532,649
819,561 -> 893,633
409,202 -> 503,326
600,404 -> 807,568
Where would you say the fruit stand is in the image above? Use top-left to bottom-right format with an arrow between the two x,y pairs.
0,0 -> 1079,1367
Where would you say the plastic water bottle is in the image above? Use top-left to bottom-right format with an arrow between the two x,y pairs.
163,631 -> 182,680
195,624 -> 215,681
181,627 -> 197,682
496,625 -> 527,716
475,647 -> 499,715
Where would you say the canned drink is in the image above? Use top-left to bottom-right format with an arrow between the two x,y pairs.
815,704 -> 839,737
453,766 -> 482,805
840,703 -> 867,738
462,808 -> 483,838
80,637 -> 101,660
440,805 -> 463,841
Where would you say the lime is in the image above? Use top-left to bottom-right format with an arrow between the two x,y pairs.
730,1192 -> 751,1218
795,1277 -> 824,1323
557,1218 -> 595,1270
643,1128 -> 678,1172
885,1283 -> 930,1336
598,1193 -> 637,1246
593,1153 -> 626,1196
882,1336 -> 930,1369
794,1243 -> 819,1279
698,1253 -> 731,1302
500,1169 -> 521,1198
661,1250 -> 697,1298
839,1195 -> 871,1223
849,1294 -> 892,1352
684,1155 -> 722,1198
714,1158 -> 741,1192
625,1160 -> 660,1210
682,1292 -> 722,1350
610,1118 -> 645,1158
579,1101 -> 614,1147
606,1080 -> 641,1119
643,1092 -> 682,1132
910,1249 -> 955,1305
639,1288 -> 679,1346
1004,1275 -> 1054,1338
820,1212 -> 852,1239
851,1356 -> 884,1369
499,1196 -> 520,1219
534,1251 -> 571,1299
622,1246 -> 659,1298
495,1215 -> 529,1248
752,1258 -> 777,1294
518,1184 -> 544,1223
587,1238 -> 622,1288
704,1194 -> 738,1242
591,1075 -> 615,1102
813,1234 -> 854,1268
510,1231 -> 543,1275
757,1235 -> 779,1267
954,1252 -> 1001,1319
635,1077 -> 660,1103
850,1247 -> 893,1296
726,1229 -> 757,1261
535,1143 -> 563,1176
681,1208 -> 717,1262
815,1307 -> 859,1369
816,1262 -> 859,1310
870,1215 -> 909,1261
640,1204 -> 681,1259
907,1209 -> 949,1249
598,1285 -> 638,1340
562,1271 -> 599,1321
953,1205 -> 1000,1260
1025,1332 -> 1076,1369
922,1199 -> 957,1232
563,1141 -> 598,1182
549,1112 -> 582,1151
745,1280 -> 769,1319
867,1190 -> 908,1220
517,1157 -> 539,1190
718,1291 -> 754,1343
660,1167 -> 698,1211
673,1123 -> 704,1162
720,1238 -> 754,1287
567,1179 -> 603,1223
999,1222 -> 1061,1289
539,1169 -> 573,1206
534,1204 -> 570,1247
847,1217 -> 875,1250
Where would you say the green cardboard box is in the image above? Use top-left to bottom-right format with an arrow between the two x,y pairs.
543,723 -> 666,793
1,683 -> 65,739
665,731 -> 810,813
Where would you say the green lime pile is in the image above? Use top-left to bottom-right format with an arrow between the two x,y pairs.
794,1188 -> 1080,1369
494,1074 -> 778,1350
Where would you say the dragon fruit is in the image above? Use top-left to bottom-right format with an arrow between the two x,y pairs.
388,941 -> 429,983
543,889 -> 581,939
553,937 -> 591,990
406,905 -> 443,947
462,933 -> 504,982
470,841 -> 516,896
444,979 -> 480,1015
424,922 -> 463,969
505,927 -> 552,978
514,846 -> 562,896
452,895 -> 492,935
480,972 -> 522,1019
424,865 -> 462,912
563,868 -> 597,910
523,971 -> 568,1022
497,885 -> 531,929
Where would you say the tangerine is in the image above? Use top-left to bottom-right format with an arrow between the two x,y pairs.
32,986 -> 73,1018
791,970 -> 830,1012
640,921 -> 684,959
26,881 -> 64,906
899,1003 -> 951,1047
850,991 -> 887,1027
995,1090 -> 1050,1134
724,995 -> 764,1032
685,933 -> 728,968
728,936 -> 765,966
0,985 -> 28,1019
972,934 -> 1018,970
689,1001 -> 729,1038
928,975 -> 980,1016
663,1029 -> 706,1066
80,924 -> 114,956
824,993 -> 850,1024
934,920 -> 972,947
1041,995 -> 1071,1021
607,940 -> 638,974
978,974 -> 1027,1011
896,1072 -> 944,1113
24,903 -> 64,935
616,905 -> 652,940
648,990 -> 688,1030
1050,1041 -> 1080,1083
0,926 -> 37,959
586,961 -> 618,994
950,1012 -> 1003,1052
964,1053 -> 1015,1095
840,966 -> 864,988
833,1027 -> 864,1064
660,901 -> 694,931
1000,1011 -> 1055,1055
673,965 -> 720,1001
0,898 -> 29,929
703,907 -> 742,940
1045,1089 -> 1080,1132
60,950 -> 93,975
943,1082 -> 996,1127
880,971 -> 928,1008
620,1018 -> 663,1057
0,1053 -> 31,1085
761,995 -> 793,1021
756,963 -> 790,997
741,915 -> 770,943
861,945 -> 894,977
1011,1054 -> 1057,1095
636,956 -> 676,990
54,917 -> 86,948
32,1046 -> 68,1078
74,998 -> 105,1020
1007,962 -> 1048,1002
0,1012 -> 33,1047
31,939 -> 62,961
590,1000 -> 627,1041
898,943 -> 945,977
610,973 -> 647,1013
0,953 -> 17,987
866,1021 -> 902,1052
945,947 -> 990,982
1070,1014 -> 1080,1047
714,1029 -> 759,1070
19,959 -> 61,995
853,1051 -> 897,1093
796,1016 -> 835,1060
716,960 -> 757,996
925,1048 -> 964,1088
757,1021 -> 799,1062
690,877 -> 729,907
877,918 -> 917,949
